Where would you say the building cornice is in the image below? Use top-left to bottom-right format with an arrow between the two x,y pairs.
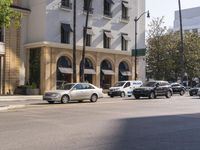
24,41 -> 132,56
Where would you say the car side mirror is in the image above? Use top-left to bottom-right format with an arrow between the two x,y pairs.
156,83 -> 159,87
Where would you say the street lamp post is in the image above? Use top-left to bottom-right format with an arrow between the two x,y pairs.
134,11 -> 150,80
80,0 -> 92,82
178,0 -> 185,84
73,0 -> 77,83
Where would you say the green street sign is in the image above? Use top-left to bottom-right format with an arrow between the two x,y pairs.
132,48 -> 146,56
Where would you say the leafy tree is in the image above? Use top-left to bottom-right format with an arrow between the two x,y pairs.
0,0 -> 21,27
146,17 -> 200,82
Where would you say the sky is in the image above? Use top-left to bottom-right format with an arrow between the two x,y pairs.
146,0 -> 200,28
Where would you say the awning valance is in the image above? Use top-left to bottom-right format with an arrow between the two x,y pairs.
87,28 -> 94,35
102,69 -> 115,75
120,71 -> 132,76
105,0 -> 114,4
61,24 -> 73,32
122,34 -> 131,41
122,1 -> 129,8
84,69 -> 96,75
104,32 -> 114,39
58,67 -> 73,74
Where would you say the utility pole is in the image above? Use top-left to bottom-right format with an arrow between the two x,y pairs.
178,0 -> 184,84
134,18 -> 138,80
134,11 -> 150,80
73,0 -> 77,82
80,0 -> 92,82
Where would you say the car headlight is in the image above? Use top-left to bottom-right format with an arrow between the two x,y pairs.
114,88 -> 120,91
49,93 -> 60,97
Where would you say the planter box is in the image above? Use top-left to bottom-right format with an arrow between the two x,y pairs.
26,89 -> 40,95
14,86 -> 27,95
14,86 -> 40,95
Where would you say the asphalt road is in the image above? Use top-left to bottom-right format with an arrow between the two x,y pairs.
1,95 -> 200,150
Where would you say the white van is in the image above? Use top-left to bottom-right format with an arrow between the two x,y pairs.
108,80 -> 143,97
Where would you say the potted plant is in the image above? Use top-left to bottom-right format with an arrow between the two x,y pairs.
26,82 -> 40,95
14,82 -> 40,95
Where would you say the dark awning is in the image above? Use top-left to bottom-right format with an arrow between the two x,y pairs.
61,24 -> 73,32
122,34 -> 131,41
105,32 -> 114,39
122,1 -> 129,8
120,71 -> 132,76
84,69 -> 96,75
87,28 -> 94,35
58,67 -> 73,74
11,5 -> 31,12
102,69 -> 115,75
105,0 -> 115,4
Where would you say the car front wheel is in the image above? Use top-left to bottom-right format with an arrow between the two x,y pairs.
90,94 -> 98,102
120,92 -> 125,97
180,90 -> 185,96
61,95 -> 69,104
149,92 -> 155,99
166,91 -> 172,98
135,95 -> 140,99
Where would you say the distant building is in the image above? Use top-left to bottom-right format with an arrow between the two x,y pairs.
0,0 -> 147,94
174,6 -> 200,34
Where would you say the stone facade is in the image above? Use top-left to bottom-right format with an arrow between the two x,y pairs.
44,47 -> 133,91
4,24 -> 21,94
1,0 -> 147,94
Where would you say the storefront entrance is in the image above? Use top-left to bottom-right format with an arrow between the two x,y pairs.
57,56 -> 72,89
80,58 -> 96,84
100,59 -> 114,89
118,61 -> 131,81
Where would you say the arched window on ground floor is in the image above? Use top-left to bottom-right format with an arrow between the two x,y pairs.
100,59 -> 114,89
119,61 -> 131,81
57,56 -> 72,89
80,58 -> 96,84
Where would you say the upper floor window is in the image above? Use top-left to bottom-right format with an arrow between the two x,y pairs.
61,23 -> 73,44
0,27 -> 4,42
61,0 -> 72,9
103,30 -> 113,49
122,1 -> 129,21
83,0 -> 93,14
104,0 -> 114,18
84,27 -> 94,46
121,33 -> 130,51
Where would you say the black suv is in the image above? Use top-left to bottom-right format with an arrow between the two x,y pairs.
189,83 -> 200,96
170,83 -> 186,95
133,81 -> 173,99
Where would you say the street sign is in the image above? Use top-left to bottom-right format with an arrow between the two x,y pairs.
132,48 -> 146,56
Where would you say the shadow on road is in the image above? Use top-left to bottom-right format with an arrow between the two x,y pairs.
123,97 -> 167,101
29,100 -> 93,106
108,113 -> 200,150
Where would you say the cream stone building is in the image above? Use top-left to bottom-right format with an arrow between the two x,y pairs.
0,0 -> 147,94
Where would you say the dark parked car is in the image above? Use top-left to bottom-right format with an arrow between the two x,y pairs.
189,83 -> 200,96
132,81 -> 173,99
170,83 -> 186,96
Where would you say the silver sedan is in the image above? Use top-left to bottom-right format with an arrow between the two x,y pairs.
43,83 -> 103,104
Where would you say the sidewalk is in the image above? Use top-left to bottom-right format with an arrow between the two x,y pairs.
0,95 -> 43,102
0,94 -> 109,112
0,95 -> 43,112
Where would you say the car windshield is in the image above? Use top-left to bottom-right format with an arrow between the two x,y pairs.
142,82 -> 157,87
60,84 -> 75,90
171,84 -> 179,87
195,84 -> 200,87
113,82 -> 126,87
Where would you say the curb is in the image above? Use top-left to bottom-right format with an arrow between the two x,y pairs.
0,105 -> 26,112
